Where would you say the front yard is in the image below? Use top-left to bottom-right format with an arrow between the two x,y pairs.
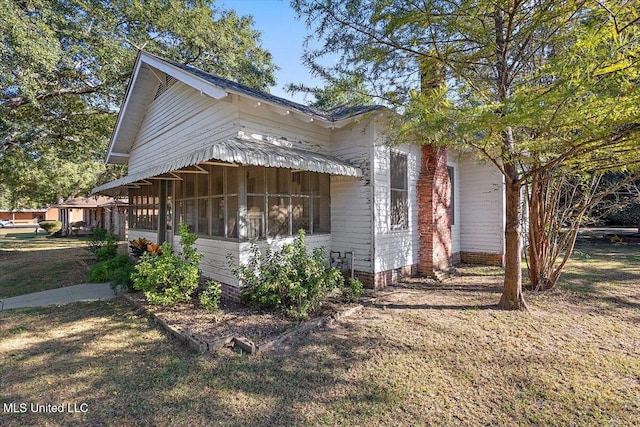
0,231 -> 639,426
0,229 -> 95,298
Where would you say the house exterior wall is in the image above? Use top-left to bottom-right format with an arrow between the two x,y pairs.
448,153 -> 461,259
175,232 -> 331,300
0,210 -> 48,223
329,122 -> 375,280
458,157 -> 505,265
127,80 -> 239,173
371,138 -> 422,287
237,97 -> 332,155
128,230 -> 157,246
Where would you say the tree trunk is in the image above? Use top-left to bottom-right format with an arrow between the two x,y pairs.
499,166 -> 527,310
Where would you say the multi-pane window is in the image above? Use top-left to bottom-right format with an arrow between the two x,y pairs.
129,182 -> 160,230
390,151 -> 408,230
175,165 -> 238,238
250,168 -> 330,239
173,164 -> 330,240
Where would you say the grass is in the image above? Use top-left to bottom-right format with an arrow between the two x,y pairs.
0,229 -> 96,298
1,236 -> 639,425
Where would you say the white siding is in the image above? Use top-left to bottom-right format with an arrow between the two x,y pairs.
372,138 -> 421,273
194,238 -> 240,287
237,98 -> 332,155
459,158 -> 505,254
330,122 -> 375,273
447,153 -> 461,255
128,80 -> 239,172
128,230 -> 157,243
239,234 -> 332,265
174,235 -> 333,289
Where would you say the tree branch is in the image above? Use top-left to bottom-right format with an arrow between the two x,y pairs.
2,86 -> 100,110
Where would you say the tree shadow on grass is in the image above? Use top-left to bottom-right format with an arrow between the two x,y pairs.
0,299 -> 436,426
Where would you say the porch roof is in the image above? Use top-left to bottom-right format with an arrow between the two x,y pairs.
93,136 -> 361,194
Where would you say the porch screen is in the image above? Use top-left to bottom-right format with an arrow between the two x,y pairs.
174,164 -> 330,240
129,182 -> 160,230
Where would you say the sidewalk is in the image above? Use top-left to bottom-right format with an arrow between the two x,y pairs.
0,283 -> 117,311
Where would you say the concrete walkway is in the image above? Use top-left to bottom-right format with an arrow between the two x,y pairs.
0,283 -> 117,311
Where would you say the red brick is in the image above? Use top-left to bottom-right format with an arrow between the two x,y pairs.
417,145 -> 452,276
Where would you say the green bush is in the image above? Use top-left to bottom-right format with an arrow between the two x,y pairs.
229,230 -> 344,319
603,203 -> 640,227
89,228 -> 118,261
87,254 -> 135,291
132,223 -> 203,305
341,277 -> 364,302
199,280 -> 222,312
39,220 -> 62,235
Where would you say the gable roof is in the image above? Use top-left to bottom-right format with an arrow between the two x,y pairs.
160,55 -> 381,121
105,51 -> 383,165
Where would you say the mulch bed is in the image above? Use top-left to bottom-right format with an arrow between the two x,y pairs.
124,290 -> 357,353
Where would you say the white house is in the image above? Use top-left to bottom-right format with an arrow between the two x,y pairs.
94,51 -> 504,299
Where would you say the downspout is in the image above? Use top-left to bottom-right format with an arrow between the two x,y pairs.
370,121 -> 376,283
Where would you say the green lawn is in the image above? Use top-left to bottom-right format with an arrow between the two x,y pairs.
0,236 -> 639,426
0,229 -> 96,298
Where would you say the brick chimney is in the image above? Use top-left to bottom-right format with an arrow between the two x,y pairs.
417,145 -> 452,275
416,55 -> 452,276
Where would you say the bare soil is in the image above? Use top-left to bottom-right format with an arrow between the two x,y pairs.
125,290 -> 359,349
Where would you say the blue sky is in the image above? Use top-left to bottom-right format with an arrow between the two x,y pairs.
218,0 -> 322,104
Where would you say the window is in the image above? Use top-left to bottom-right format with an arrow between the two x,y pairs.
175,166 -> 238,238
447,166 -> 455,225
259,169 -> 330,239
129,182 -> 160,230
172,164 -> 330,240
390,151 -> 408,229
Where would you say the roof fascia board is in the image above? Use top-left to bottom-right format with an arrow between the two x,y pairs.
140,53 -> 229,100
105,51 -> 144,164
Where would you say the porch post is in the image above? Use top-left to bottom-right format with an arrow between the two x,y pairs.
158,181 -> 167,244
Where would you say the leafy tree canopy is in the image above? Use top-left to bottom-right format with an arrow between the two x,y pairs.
1,0 -> 277,208
288,75 -> 373,110
293,0 -> 640,309
293,0 -> 639,176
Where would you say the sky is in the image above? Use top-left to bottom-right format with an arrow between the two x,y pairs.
218,0 -> 322,104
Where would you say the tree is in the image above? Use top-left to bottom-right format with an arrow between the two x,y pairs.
525,168 -> 640,291
292,0 -> 640,310
287,75 -> 373,109
1,0 -> 277,208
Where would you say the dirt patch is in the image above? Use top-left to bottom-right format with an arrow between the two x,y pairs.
124,290 -> 359,351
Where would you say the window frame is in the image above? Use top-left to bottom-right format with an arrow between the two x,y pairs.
390,151 -> 409,230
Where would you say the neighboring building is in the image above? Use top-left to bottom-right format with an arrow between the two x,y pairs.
94,51 -> 504,299
53,196 -> 128,239
0,208 -> 58,224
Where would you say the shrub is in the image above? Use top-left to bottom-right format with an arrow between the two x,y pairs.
603,203 -> 640,227
87,254 -> 135,291
199,280 -> 222,312
129,238 -> 151,258
39,220 -> 62,235
146,242 -> 162,255
341,277 -> 364,302
89,228 -> 118,261
229,230 -> 344,319
131,223 -> 203,305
